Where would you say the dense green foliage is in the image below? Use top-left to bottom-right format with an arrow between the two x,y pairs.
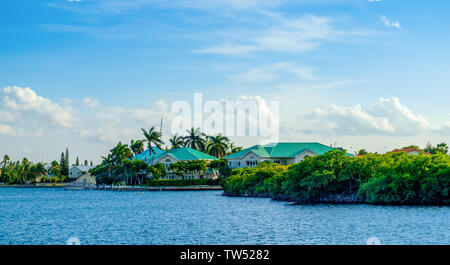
424,142 -> 449,155
0,155 -> 62,184
222,150 -> 450,205
92,126 -> 236,185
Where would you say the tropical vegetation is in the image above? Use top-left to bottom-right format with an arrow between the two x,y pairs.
223,149 -> 450,205
90,126 -> 239,185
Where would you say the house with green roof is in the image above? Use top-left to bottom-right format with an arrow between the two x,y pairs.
132,147 -> 165,164
224,142 -> 346,169
146,147 -> 218,180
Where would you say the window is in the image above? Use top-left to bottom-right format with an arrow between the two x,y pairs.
246,160 -> 258,167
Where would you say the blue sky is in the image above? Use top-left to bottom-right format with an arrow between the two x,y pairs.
1,0 -> 449,162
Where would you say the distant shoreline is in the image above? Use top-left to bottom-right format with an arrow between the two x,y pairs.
0,184 -> 223,191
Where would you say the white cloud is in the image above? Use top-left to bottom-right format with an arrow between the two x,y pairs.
0,124 -> 15,135
231,62 -> 315,83
51,0 -> 279,14
299,97 -> 446,136
380,15 -> 402,29
0,86 -> 175,144
196,14 -> 345,55
82,97 -> 99,108
0,111 -> 15,123
1,86 -> 76,129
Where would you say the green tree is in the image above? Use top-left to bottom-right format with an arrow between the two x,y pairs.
75,157 -> 80,166
130,139 -> 145,156
424,142 -> 449,155
435,143 -> 449,155
142,126 -> 164,156
183,128 -> 206,151
148,163 -> 167,180
208,159 -> 232,178
206,134 -> 230,158
2,154 -> 9,168
60,147 -> 69,177
169,134 -> 184,149
228,143 -> 243,155
110,142 -> 133,184
356,149 -> 369,156
49,160 -> 61,178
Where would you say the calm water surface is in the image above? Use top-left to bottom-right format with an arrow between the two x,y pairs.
0,188 -> 449,245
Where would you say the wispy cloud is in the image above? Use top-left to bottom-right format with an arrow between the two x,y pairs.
230,62 -> 316,83
196,14 -> 368,55
380,15 -> 402,29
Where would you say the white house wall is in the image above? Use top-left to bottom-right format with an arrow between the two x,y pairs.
294,150 -> 318,163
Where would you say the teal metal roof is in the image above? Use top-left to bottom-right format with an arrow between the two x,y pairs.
151,147 -> 218,162
224,142 -> 341,159
132,147 -> 165,163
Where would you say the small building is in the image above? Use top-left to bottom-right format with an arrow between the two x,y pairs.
224,142 -> 350,169
388,148 -> 431,156
75,173 -> 97,185
69,166 -> 94,180
147,147 -> 218,180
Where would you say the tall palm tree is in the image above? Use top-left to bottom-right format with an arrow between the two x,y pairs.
228,143 -> 243,155
130,140 -> 145,156
206,134 -> 230,158
101,154 -> 114,180
183,127 -> 206,151
110,142 -> 133,184
169,134 -> 184,149
2,154 -> 9,168
141,126 -> 164,155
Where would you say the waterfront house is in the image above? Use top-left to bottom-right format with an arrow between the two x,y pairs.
224,142 -> 348,169
69,165 -> 95,180
146,147 -> 218,180
75,173 -> 97,186
132,147 -> 165,163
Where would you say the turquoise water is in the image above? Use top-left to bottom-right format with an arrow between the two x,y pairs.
0,188 -> 449,245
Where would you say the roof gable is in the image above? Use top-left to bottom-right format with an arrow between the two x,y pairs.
225,142 -> 337,159
133,147 -> 165,161
152,147 -> 218,162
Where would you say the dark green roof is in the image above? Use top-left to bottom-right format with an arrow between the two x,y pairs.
153,147 -> 218,161
224,142 -> 339,159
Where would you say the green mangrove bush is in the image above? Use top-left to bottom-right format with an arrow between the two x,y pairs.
222,150 -> 450,205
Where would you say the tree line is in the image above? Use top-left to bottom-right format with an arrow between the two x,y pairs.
223,149 -> 450,205
1,148 -> 93,184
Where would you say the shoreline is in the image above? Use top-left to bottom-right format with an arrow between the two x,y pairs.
222,192 -> 362,204
0,184 -> 223,191
222,192 -> 450,206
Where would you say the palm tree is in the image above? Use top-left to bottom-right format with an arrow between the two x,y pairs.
169,134 -> 184,149
141,126 -> 164,155
183,128 -> 206,151
2,154 -> 9,168
101,154 -> 114,180
206,134 -> 230,158
130,140 -> 145,156
228,143 -> 243,155
110,142 -> 133,185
